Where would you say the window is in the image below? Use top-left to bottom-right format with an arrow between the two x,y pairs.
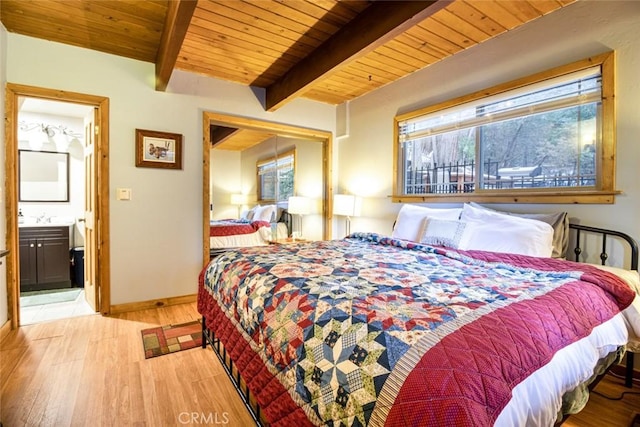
257,149 -> 295,202
393,52 -> 617,204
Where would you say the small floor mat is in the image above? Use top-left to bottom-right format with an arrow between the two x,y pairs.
141,320 -> 202,359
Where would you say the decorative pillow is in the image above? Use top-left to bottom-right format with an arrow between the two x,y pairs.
468,202 -> 569,258
253,204 -> 277,222
460,203 -> 554,257
240,207 -> 255,221
420,218 -> 468,249
392,204 -> 462,242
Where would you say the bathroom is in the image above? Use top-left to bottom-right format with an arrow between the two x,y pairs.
16,97 -> 94,324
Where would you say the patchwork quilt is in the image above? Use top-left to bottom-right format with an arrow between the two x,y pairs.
197,233 -> 635,426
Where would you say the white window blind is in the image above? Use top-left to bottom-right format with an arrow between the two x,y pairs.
398,67 -> 602,143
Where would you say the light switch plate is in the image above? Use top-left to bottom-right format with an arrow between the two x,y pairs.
117,188 -> 132,201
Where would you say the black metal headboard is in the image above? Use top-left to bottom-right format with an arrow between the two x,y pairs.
569,223 -> 639,271
569,223 -> 639,389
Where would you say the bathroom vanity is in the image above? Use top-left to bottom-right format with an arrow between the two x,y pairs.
19,225 -> 71,292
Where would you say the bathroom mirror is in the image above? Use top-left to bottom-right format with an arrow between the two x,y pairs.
19,149 -> 70,202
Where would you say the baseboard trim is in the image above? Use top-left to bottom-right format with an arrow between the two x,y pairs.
109,294 -> 196,315
0,319 -> 13,343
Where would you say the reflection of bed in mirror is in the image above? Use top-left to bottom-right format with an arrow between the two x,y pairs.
206,112 -> 331,266
209,129 -> 326,261
209,205 -> 292,258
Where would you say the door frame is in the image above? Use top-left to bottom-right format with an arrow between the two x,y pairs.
4,83 -> 111,328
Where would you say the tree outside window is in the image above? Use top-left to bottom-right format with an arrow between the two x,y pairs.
394,52 -> 617,204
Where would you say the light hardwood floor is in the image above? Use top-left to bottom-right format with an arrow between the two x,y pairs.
1,302 -> 255,426
1,302 -> 638,426
563,372 -> 640,427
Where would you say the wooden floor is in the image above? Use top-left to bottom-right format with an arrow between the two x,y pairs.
564,372 -> 640,427
0,302 -> 255,426
1,301 -> 638,426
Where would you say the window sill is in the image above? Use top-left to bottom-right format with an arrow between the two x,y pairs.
392,190 -> 621,205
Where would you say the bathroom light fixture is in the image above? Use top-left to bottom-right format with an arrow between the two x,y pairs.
18,121 -> 81,152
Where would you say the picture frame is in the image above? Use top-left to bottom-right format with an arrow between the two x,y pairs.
135,128 -> 183,169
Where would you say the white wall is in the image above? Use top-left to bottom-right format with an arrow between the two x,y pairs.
210,149 -> 242,220
0,23 -> 8,326
340,1 -> 640,253
239,137 -> 278,211
6,34 -> 335,305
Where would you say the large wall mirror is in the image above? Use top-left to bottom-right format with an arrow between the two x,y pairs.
202,112 -> 333,263
19,149 -> 70,202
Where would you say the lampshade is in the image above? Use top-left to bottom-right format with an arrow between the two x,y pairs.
28,131 -> 45,151
230,194 -> 245,205
54,131 -> 71,152
287,196 -> 310,215
333,194 -> 361,217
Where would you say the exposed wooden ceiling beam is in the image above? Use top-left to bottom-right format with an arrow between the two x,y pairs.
210,125 -> 240,148
264,0 -> 451,111
155,0 -> 197,91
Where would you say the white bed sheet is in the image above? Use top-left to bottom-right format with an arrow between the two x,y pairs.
210,222 -> 289,249
496,265 -> 640,426
590,264 -> 640,350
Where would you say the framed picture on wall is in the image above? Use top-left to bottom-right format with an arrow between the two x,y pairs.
135,128 -> 183,169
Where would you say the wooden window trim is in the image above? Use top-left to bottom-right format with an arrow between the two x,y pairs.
392,51 -> 617,204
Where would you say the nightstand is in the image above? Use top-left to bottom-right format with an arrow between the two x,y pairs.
269,238 -> 308,245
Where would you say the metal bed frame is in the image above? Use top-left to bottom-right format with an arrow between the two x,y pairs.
201,323 -> 264,426
201,223 -> 640,425
569,223 -> 639,387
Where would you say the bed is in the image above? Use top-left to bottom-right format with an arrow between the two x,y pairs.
210,204 -> 292,258
197,203 -> 640,426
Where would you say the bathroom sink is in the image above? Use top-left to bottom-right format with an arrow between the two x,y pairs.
19,218 -> 75,228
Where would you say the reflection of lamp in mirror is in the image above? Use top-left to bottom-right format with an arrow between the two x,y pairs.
333,194 -> 361,236
230,193 -> 245,218
287,196 -> 310,239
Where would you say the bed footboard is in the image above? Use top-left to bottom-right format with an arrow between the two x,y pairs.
569,223 -> 638,388
569,223 -> 638,270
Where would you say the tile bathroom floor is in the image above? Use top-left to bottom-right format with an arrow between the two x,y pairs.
20,289 -> 96,325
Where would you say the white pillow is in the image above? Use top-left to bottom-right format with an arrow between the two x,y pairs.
240,209 -> 252,220
253,205 -> 276,222
241,205 -> 259,221
420,218 -> 469,249
467,202 -> 569,258
392,204 -> 462,242
459,203 -> 554,257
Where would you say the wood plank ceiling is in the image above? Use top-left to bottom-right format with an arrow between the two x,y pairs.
1,0 -> 577,149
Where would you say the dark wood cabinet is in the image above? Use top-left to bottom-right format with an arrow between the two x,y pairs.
19,226 -> 71,292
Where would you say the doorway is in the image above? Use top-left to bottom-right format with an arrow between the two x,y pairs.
4,84 -> 111,329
